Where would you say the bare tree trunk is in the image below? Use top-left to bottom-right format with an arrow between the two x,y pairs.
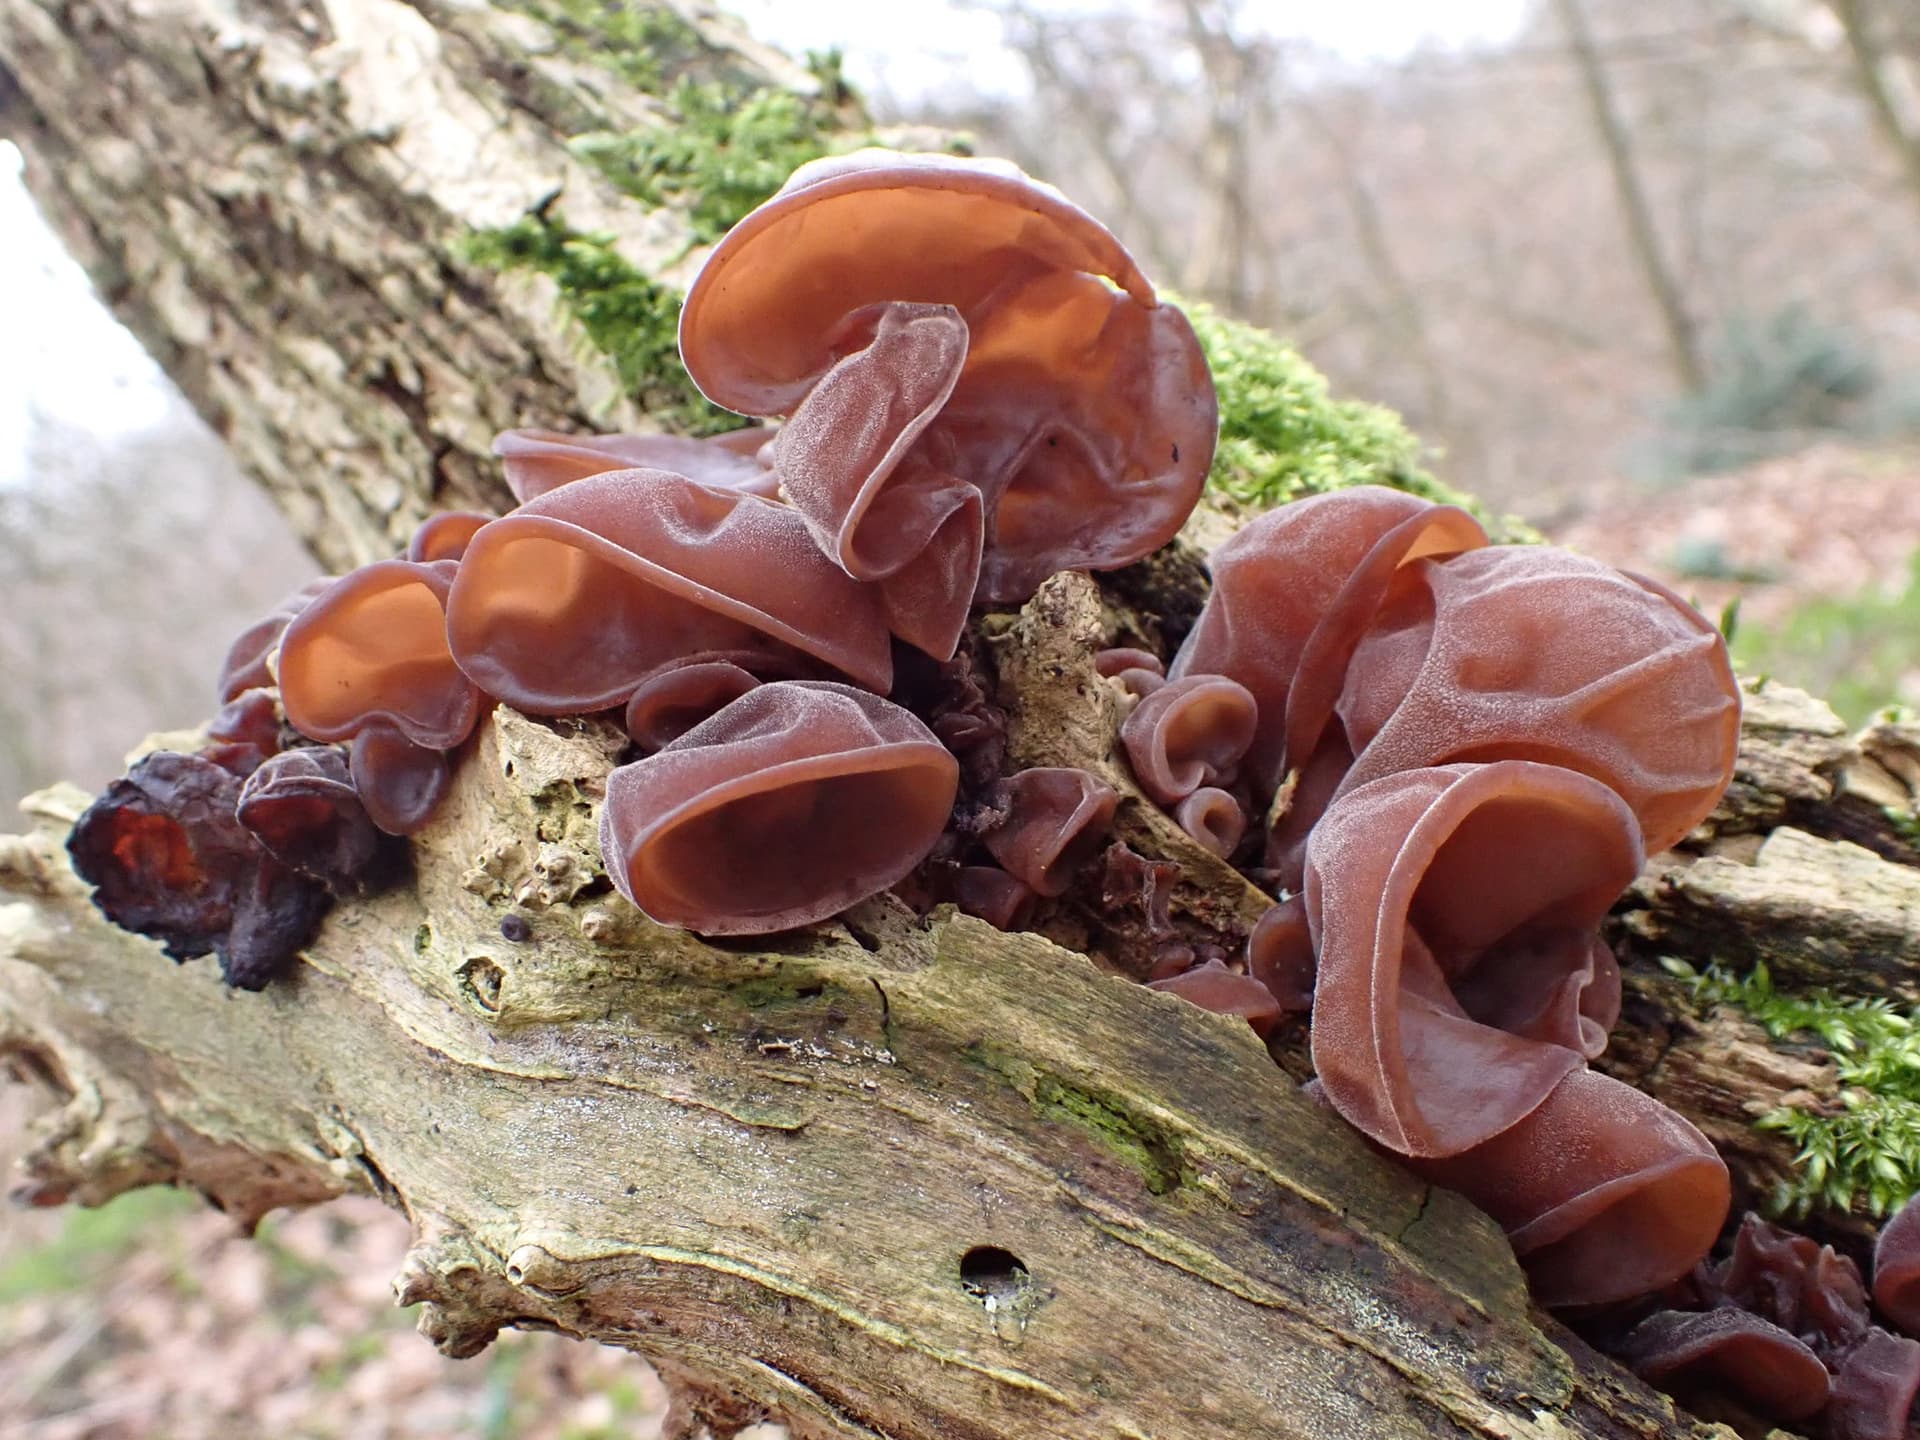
1829,0 -> 1920,221
3,0 -> 1919,1434
1551,0 -> 1708,395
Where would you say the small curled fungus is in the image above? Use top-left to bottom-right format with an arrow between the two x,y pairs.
1612,1310 -> 1830,1421
981,767 -> 1121,897
493,427 -> 777,504
1096,646 -> 1167,701
348,724 -> 454,837
1119,674 -> 1259,806
203,687 -> 284,776
1826,1327 -> 1920,1440
1872,1190 -> 1920,1337
951,866 -> 1040,932
1336,546 -> 1741,855
1175,786 -> 1246,858
1715,1212 -> 1869,1358
1246,896 -> 1315,1013
406,510 -> 492,564
216,577 -> 333,703
1170,486 -> 1486,790
623,659 -> 767,753
1406,1067 -> 1729,1308
1148,959 -> 1284,1038
447,468 -> 892,711
236,746 -> 385,890
1306,761 -> 1640,1158
600,682 -> 958,934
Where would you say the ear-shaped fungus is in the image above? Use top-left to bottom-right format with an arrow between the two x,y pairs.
773,302 -> 982,659
1872,1190 -> 1920,1337
1170,487 -> 1487,790
493,427 -> 778,503
65,751 -> 328,990
678,149 -> 1217,602
277,559 -> 481,836
1306,761 -> 1641,1157
623,660 -> 767,753
981,767 -> 1121,897
1149,959 -> 1284,1038
1175,787 -> 1247,858
1612,1310 -> 1830,1421
1119,675 -> 1259,807
216,577 -> 333,703
447,468 -> 892,712
600,682 -> 958,935
1247,896 -> 1315,1012
1096,646 -> 1167,701
203,687 -> 284,777
1337,546 -> 1741,855
952,866 -> 1040,932
236,746 -> 385,889
1827,1328 -> 1920,1440
1406,1067 -> 1729,1307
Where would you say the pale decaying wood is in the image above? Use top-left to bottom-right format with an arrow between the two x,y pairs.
2,701 -> 1732,1440
0,566 -> 1910,1439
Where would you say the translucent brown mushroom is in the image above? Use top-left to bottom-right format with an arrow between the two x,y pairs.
600,682 -> 959,935
236,746 -> 386,891
1405,1067 -> 1728,1307
1612,1309 -> 1830,1421
678,148 -> 1218,603
1170,486 -> 1487,792
276,558 -> 482,835
65,750 -> 329,990
981,766 -> 1121,898
1336,545 -> 1741,855
1305,761 -> 1640,1158
446,468 -> 892,713
215,576 -> 333,704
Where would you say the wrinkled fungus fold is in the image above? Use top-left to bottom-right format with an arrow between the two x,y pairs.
1171,486 -> 1486,791
1306,761 -> 1641,1157
601,682 -> 958,935
493,427 -> 777,504
447,468 -> 892,711
982,767 -> 1122,897
1406,1067 -> 1728,1307
1336,546 -> 1741,854
236,746 -> 384,889
1613,1310 -> 1830,1421
678,149 -> 1217,602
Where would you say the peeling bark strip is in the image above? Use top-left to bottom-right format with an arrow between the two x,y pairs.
0,0 -> 827,572
4,707 -> 1730,1440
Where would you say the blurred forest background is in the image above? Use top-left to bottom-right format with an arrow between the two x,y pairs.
3,0 -> 1918,1433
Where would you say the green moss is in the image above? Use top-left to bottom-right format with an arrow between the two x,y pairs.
1668,956 -> 1920,1217
1182,300 -> 1536,542
967,1043 -> 1190,1194
458,215 -> 743,436
570,77 -> 845,243
497,0 -> 703,92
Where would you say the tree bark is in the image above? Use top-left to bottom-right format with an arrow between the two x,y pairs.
4,0 -> 1920,1435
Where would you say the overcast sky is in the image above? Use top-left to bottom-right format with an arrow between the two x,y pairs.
727,0 -> 1531,105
